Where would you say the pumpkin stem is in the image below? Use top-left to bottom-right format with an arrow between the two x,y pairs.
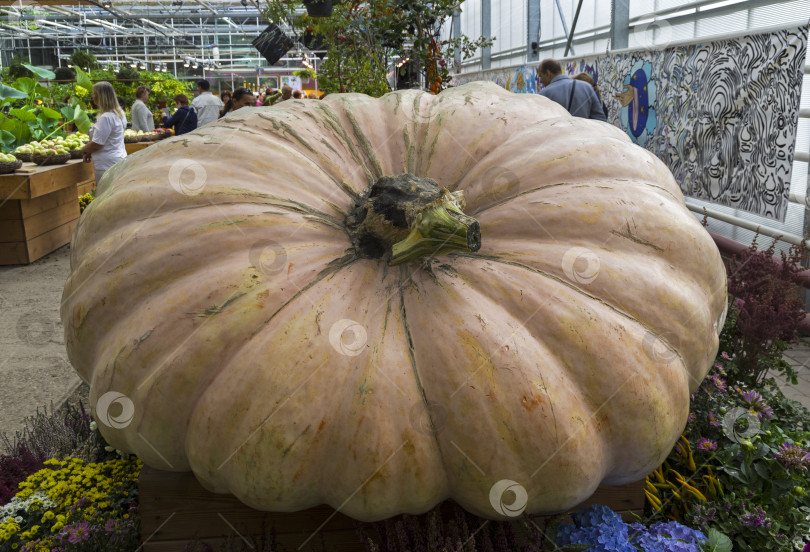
389,190 -> 481,266
345,174 -> 481,264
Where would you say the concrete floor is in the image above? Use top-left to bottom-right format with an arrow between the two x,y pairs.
0,244 -> 80,439
1,244 -> 810,439
778,339 -> 810,410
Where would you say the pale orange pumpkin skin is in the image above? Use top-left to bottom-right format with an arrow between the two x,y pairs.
61,81 -> 726,521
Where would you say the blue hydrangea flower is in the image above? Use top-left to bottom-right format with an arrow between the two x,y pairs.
556,505 -> 707,552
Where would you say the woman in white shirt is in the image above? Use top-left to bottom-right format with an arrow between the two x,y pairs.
81,81 -> 127,187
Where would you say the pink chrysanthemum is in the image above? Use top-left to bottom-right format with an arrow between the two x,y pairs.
697,438 -> 717,451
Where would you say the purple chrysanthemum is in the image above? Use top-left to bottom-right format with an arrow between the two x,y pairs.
721,351 -> 732,360
741,391 -> 773,420
687,412 -> 696,424
708,412 -> 723,427
696,438 -> 717,451
773,442 -> 810,472
63,521 -> 92,544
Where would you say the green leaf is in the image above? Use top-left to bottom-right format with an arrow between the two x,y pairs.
13,77 -> 37,95
9,107 -> 37,122
704,528 -> 733,552
753,461 -> 771,480
22,63 -> 56,80
71,105 -> 92,134
74,66 -> 92,91
0,83 -> 28,100
40,106 -> 62,119
0,129 -> 16,147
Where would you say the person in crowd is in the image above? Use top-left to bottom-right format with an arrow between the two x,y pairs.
256,91 -> 265,106
573,72 -> 609,119
266,88 -> 282,105
131,85 -> 155,132
162,94 -> 197,135
292,89 -> 303,99
279,85 -> 293,103
219,98 -> 233,118
538,58 -> 606,121
230,88 -> 257,112
81,81 -> 127,186
221,90 -> 232,106
191,79 -> 223,128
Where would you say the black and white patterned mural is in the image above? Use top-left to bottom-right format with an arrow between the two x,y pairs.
453,26 -> 809,222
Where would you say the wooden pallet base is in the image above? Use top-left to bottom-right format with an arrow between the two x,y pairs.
139,467 -> 644,552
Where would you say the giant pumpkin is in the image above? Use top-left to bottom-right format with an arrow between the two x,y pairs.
61,81 -> 727,521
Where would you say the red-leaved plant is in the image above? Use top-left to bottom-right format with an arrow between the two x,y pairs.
724,236 -> 807,386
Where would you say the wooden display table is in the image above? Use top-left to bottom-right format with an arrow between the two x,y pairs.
139,466 -> 644,551
0,160 -> 93,265
126,140 -> 159,154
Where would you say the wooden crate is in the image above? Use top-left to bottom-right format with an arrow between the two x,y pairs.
139,467 -> 645,552
0,160 -> 91,265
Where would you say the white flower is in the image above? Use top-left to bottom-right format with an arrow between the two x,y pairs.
104,445 -> 115,452
90,421 -> 98,431
14,516 -> 22,523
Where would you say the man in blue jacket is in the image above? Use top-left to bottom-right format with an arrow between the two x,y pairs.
538,58 -> 607,122
162,94 -> 198,135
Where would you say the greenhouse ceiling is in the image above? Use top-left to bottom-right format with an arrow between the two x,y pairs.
0,0 -> 315,72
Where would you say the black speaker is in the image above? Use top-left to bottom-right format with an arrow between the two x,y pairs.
252,24 -> 294,65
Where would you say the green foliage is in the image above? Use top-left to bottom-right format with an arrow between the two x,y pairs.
115,65 -> 140,82
53,67 -> 76,82
5,56 -> 34,81
70,49 -> 98,70
263,0 -> 492,96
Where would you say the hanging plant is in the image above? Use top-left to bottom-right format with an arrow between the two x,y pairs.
302,0 -> 333,17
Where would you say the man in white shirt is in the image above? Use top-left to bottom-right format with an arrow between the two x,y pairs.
131,85 -> 155,132
191,79 -> 223,128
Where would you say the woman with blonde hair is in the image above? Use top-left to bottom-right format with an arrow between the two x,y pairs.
81,81 -> 127,187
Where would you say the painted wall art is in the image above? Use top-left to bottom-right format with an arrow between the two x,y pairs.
453,26 -> 809,221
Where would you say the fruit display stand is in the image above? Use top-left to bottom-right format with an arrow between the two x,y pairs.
0,160 -> 93,265
139,466 -> 644,551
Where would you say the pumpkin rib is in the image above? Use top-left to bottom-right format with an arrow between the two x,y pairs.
469,178 -> 681,217
251,252 -> 357,338
315,100 -> 378,185
200,122 -> 364,207
397,281 -> 449,468
453,252 -> 684,365
255,110 -> 365,202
